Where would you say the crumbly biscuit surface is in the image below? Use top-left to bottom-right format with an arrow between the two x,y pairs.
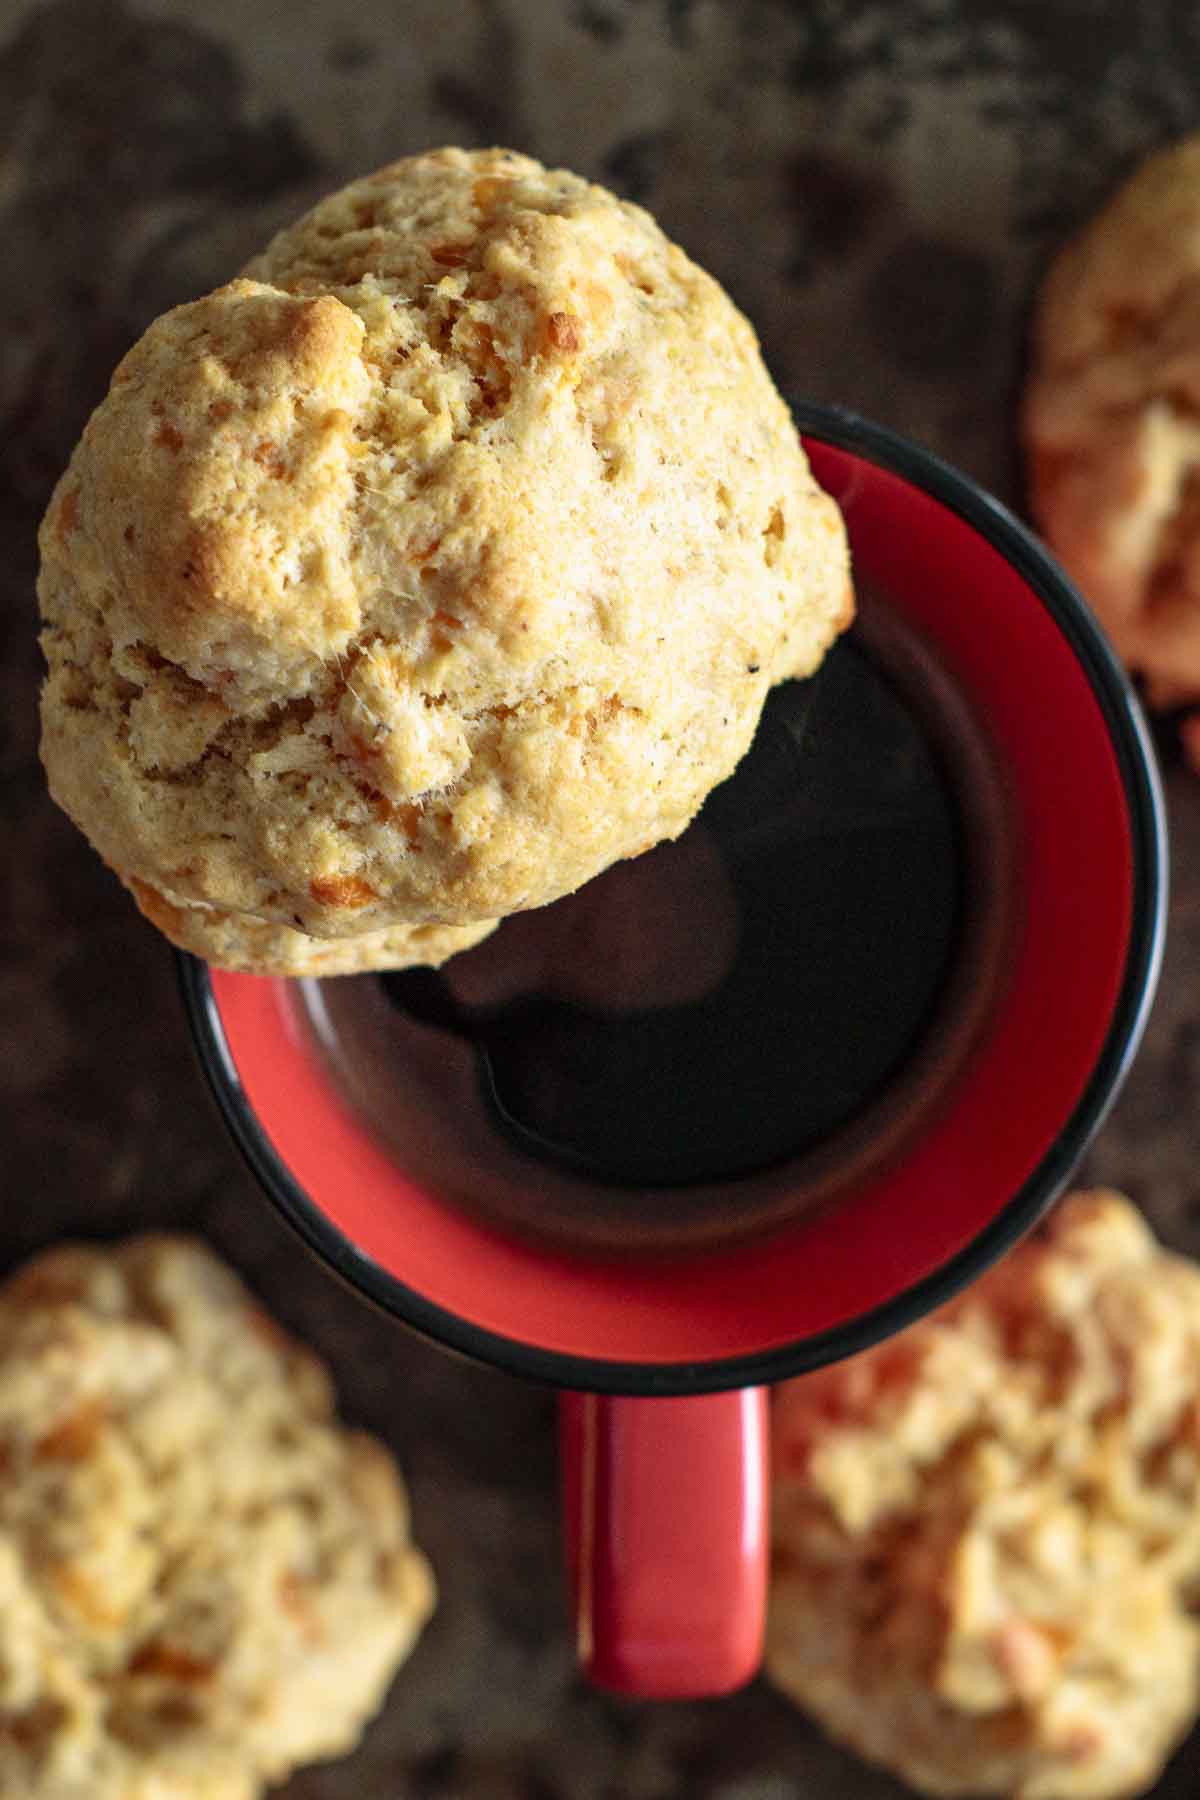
0,1236 -> 434,1799
767,1191 -> 1200,1800
39,147 -> 851,958
125,877 -> 497,976
1024,136 -> 1200,722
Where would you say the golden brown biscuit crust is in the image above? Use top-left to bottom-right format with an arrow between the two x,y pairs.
40,148 -> 852,951
126,876 -> 497,975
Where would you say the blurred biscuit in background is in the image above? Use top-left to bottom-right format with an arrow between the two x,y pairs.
768,1190 -> 1200,1800
0,1235 -> 434,1798
1025,136 -> 1200,764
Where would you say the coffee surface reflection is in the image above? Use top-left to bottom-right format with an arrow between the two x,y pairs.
302,594 -> 1009,1254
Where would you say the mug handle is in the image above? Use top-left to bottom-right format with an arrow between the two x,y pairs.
559,1387 -> 768,1697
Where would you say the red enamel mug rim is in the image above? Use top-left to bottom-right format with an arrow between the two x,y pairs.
176,402 -> 1167,1398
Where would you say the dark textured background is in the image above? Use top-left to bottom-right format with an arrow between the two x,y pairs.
4,2 -> 1200,1794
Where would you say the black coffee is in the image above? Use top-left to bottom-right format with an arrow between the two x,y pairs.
300,593 -> 1010,1254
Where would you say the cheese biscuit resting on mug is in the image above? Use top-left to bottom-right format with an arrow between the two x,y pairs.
38,147 -> 852,972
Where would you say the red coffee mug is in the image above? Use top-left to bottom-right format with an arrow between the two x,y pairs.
178,405 -> 1166,1700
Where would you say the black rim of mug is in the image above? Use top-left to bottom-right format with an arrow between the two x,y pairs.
176,401 -> 1169,1396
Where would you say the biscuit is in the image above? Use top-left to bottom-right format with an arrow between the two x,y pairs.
39,147 -> 852,962
125,876 -> 497,976
767,1191 -> 1200,1799
1024,136 -> 1200,724
0,1235 -> 434,1798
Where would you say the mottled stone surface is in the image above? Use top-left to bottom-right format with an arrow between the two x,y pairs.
4,1 -> 1200,1794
